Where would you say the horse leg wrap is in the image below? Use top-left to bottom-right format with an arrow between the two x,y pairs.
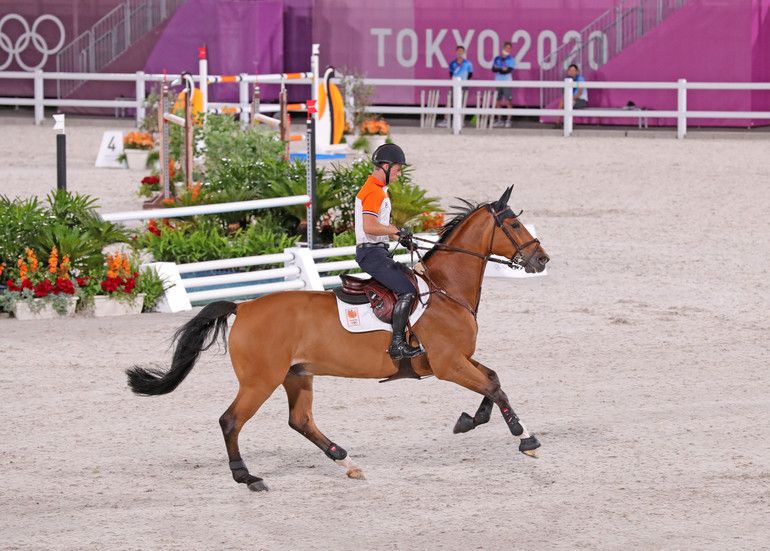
229,459 -> 247,471
325,442 -> 348,461
501,408 -> 524,437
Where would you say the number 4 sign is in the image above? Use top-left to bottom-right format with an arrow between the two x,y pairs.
95,130 -> 126,168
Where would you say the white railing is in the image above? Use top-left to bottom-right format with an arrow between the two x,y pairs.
0,70 -> 311,126
100,195 -> 312,222
2,70 -> 769,139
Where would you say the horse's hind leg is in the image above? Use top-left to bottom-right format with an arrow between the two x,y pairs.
220,384 -> 279,492
282,371 -> 366,480
437,358 -> 540,458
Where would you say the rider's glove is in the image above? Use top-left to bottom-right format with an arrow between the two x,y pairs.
396,227 -> 418,252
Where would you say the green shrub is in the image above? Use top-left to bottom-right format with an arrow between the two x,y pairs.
0,191 -> 131,274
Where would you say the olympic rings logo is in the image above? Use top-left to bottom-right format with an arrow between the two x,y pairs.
0,14 -> 66,71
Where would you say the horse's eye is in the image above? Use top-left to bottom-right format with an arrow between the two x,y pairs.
510,222 -> 520,230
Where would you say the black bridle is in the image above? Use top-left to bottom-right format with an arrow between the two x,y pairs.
406,204 -> 543,317
410,204 -> 542,270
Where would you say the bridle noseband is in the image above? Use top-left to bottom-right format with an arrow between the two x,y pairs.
410,204 -> 542,270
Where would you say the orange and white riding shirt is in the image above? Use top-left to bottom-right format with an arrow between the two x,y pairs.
354,175 -> 391,245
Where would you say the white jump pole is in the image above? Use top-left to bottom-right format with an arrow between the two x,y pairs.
199,46 -> 208,119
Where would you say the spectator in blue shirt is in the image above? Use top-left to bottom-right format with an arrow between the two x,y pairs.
438,45 -> 473,128
492,41 -> 515,128
557,63 -> 588,126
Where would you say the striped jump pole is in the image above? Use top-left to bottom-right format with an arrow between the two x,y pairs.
306,99 -> 318,249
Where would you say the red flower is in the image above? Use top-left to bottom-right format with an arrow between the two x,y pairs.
56,277 -> 75,295
34,279 -> 55,297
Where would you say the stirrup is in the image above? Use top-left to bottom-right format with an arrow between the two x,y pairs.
387,341 -> 425,361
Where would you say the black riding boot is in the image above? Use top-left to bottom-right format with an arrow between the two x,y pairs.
387,293 -> 425,360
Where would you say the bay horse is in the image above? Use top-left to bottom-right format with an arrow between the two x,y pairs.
127,186 -> 549,491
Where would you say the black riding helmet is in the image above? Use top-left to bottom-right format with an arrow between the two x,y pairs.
372,143 -> 408,185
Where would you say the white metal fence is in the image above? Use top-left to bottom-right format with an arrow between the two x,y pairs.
2,70 -> 769,140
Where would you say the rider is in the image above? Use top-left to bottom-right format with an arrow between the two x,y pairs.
355,143 -> 425,360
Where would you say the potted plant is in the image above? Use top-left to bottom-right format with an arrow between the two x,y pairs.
77,251 -> 146,317
123,131 -> 154,170
360,119 -> 390,152
1,248 -> 79,320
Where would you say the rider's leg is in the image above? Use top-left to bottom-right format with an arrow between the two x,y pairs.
355,246 -> 424,360
387,292 -> 424,360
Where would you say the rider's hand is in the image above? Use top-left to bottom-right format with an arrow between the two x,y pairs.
396,227 -> 417,252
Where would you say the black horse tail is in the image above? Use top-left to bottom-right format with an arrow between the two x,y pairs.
126,301 -> 238,396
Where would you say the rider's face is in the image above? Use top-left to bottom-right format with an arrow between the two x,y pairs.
386,163 -> 402,181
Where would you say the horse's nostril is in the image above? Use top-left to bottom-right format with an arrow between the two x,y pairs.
539,256 -> 549,265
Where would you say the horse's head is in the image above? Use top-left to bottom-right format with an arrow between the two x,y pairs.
487,186 -> 549,273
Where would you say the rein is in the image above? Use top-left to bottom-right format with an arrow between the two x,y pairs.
403,205 -> 542,318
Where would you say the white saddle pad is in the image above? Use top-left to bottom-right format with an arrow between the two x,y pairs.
335,275 -> 430,333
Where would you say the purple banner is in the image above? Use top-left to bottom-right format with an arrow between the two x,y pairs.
144,0 -> 284,103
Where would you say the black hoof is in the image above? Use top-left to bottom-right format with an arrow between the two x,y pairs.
453,412 -> 475,434
248,479 -> 269,492
519,435 -> 540,453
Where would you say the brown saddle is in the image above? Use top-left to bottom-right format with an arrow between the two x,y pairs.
333,273 -> 420,324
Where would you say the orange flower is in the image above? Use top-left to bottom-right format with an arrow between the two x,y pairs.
59,255 -> 71,279
26,248 -> 38,273
123,131 -> 154,150
48,247 -> 59,273
18,257 -> 28,281
361,119 -> 390,136
0,262 -> 5,278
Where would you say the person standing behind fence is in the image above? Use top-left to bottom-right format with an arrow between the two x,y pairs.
557,63 -> 588,126
438,45 -> 473,128
492,41 -> 516,128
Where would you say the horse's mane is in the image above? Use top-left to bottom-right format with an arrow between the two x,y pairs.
421,198 -> 492,262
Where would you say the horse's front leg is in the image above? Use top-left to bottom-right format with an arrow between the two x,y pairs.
438,358 -> 540,458
453,360 -> 497,434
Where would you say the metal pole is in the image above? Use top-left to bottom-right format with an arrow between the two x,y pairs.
250,82 -> 260,128
280,88 -> 290,162
198,46 -> 208,122
56,134 -> 66,190
306,109 -> 317,249
185,88 -> 193,186
161,83 -> 170,197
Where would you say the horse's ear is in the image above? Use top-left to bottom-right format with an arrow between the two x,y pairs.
496,186 -> 513,210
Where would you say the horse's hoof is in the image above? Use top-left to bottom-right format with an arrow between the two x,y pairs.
519,435 -> 540,458
453,412 -> 475,434
248,480 -> 270,492
347,468 -> 367,480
